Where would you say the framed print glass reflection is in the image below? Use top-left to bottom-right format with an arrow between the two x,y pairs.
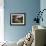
10,13 -> 26,26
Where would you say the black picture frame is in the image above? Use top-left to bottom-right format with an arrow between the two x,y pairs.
10,13 -> 26,26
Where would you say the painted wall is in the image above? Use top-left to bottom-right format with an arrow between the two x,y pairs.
4,0 -> 40,42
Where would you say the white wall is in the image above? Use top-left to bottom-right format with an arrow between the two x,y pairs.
40,0 -> 46,9
40,0 -> 46,27
0,0 -> 4,42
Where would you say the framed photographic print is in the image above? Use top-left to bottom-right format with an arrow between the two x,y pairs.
10,13 -> 26,26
